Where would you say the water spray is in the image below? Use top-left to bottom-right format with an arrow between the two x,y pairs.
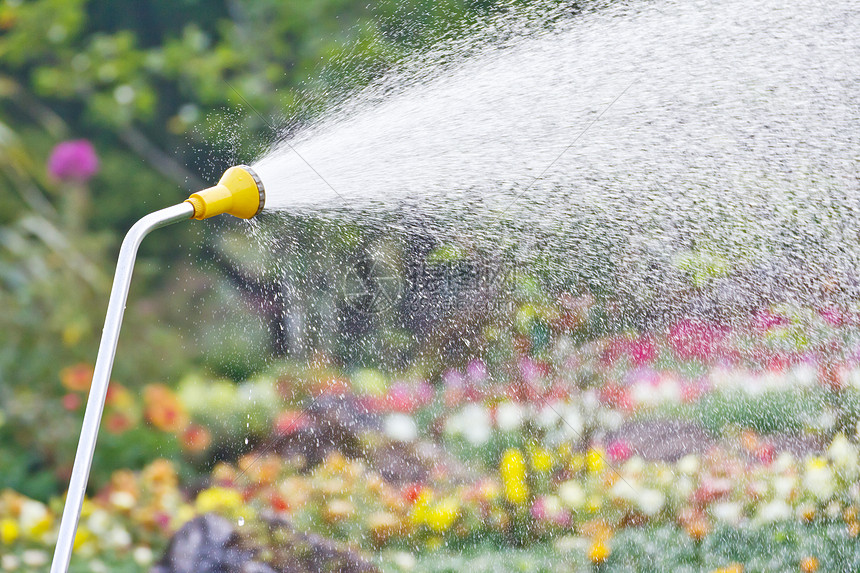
50,165 -> 266,573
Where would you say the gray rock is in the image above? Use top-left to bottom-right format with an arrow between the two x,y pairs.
151,514 -> 275,573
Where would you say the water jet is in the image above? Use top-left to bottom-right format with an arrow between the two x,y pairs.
49,165 -> 266,573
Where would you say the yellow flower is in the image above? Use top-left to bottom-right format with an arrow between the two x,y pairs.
196,487 -> 243,515
500,448 -> 529,505
80,499 -> 95,518
586,494 -> 604,513
588,538 -> 610,563
410,490 -> 434,526
0,518 -> 19,544
569,453 -> 585,472
587,448 -> 606,473
530,446 -> 554,473
73,527 -> 92,550
427,498 -> 460,533
172,504 -> 196,529
712,565 -> 743,573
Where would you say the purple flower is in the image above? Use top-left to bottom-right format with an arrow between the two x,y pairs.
48,139 -> 99,182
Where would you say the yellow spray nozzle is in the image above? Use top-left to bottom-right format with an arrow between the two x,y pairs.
185,165 -> 265,220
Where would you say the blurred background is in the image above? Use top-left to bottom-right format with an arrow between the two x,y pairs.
3,1 -> 860,571
0,0 -> 511,498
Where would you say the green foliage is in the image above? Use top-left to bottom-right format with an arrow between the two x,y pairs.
0,0 -> 503,499
376,523 -> 860,572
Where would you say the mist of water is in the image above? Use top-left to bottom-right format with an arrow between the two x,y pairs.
251,0 -> 859,310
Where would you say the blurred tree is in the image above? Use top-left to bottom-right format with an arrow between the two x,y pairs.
0,0 -> 515,495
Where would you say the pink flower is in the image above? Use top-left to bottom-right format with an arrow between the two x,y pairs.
386,382 -> 416,413
607,439 -> 632,463
519,357 -> 545,383
47,139 -> 100,182
668,319 -> 727,362
752,309 -> 789,333
820,307 -> 845,327
630,335 -> 657,366
466,359 -> 488,383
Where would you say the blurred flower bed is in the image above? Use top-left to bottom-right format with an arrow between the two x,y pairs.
5,299 -> 860,571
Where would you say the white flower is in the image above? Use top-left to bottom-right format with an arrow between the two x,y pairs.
1,555 -> 20,571
496,402 -> 525,432
623,456 -> 645,476
711,502 -> 742,525
772,476 -> 797,501
844,367 -> 860,390
558,405 -> 584,437
675,476 -> 695,499
384,413 -> 418,442
132,546 -> 154,566
826,500 -> 843,519
21,551 -> 48,568
19,500 -> 48,533
537,404 -> 560,428
677,454 -> 700,475
107,526 -> 132,549
87,509 -> 112,535
637,489 -> 665,516
756,500 -> 792,524
774,452 -> 795,473
109,491 -> 136,510
611,479 -> 637,503
446,404 -> 492,446
791,364 -> 817,387
657,377 -> 682,403
558,480 -> 586,509
804,458 -> 835,501
391,551 -> 417,570
631,383 -> 658,407
88,560 -> 108,573
828,434 -> 860,479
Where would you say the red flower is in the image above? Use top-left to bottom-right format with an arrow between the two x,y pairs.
47,140 -> 99,182
273,410 -> 308,435
105,412 -> 133,434
62,393 -> 82,411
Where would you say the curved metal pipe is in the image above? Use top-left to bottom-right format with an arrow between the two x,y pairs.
51,202 -> 195,573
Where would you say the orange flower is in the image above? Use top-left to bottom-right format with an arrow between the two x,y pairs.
142,459 -> 178,491
106,383 -> 134,410
60,363 -> 94,392
143,384 -> 189,433
181,424 -> 212,454
800,557 -> 819,573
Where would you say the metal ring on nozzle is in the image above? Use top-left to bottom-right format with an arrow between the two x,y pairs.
239,164 -> 266,217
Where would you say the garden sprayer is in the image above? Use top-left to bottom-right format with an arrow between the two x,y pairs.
50,165 -> 266,573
